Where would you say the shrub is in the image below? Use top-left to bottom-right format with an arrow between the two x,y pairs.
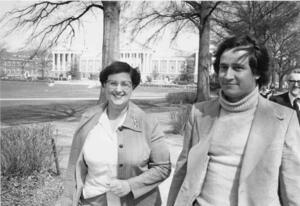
170,105 -> 192,134
1,124 -> 55,177
166,91 -> 196,104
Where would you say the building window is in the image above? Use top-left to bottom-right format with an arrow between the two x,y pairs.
160,60 -> 167,73
169,60 -> 176,73
88,60 -> 94,72
178,61 -> 185,72
152,60 -> 158,72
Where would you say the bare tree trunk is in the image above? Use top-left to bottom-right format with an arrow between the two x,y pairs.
98,1 -> 120,103
278,74 -> 284,90
196,4 -> 211,102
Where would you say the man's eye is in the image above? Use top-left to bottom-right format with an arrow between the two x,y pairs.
233,66 -> 243,70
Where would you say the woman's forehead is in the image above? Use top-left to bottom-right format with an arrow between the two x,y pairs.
107,72 -> 131,80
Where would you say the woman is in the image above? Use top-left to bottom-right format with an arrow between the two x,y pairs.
61,61 -> 171,206
167,35 -> 300,206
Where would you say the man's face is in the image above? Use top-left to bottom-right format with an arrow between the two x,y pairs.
288,72 -> 300,98
218,48 -> 259,102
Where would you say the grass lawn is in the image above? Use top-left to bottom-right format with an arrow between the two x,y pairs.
0,80 -> 196,99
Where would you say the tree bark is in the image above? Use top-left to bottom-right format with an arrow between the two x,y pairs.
98,1 -> 120,103
196,3 -> 211,102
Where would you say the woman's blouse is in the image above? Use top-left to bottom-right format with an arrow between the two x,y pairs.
82,108 -> 127,202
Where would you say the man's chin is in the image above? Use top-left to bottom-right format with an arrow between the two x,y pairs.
290,88 -> 300,98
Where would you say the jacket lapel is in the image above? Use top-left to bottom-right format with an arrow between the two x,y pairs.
195,98 -> 220,143
121,102 -> 142,132
76,103 -> 106,148
183,100 -> 220,195
239,96 -> 284,183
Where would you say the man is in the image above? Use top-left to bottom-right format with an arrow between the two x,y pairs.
167,35 -> 300,206
270,68 -> 300,123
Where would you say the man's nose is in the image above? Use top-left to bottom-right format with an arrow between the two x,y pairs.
224,68 -> 234,79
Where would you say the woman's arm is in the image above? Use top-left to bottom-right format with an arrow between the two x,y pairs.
126,117 -> 171,199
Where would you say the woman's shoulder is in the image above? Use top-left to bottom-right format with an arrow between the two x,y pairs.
81,104 -> 104,119
128,101 -> 157,123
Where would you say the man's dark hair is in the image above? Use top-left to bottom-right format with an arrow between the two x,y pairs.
213,35 -> 270,88
99,61 -> 141,89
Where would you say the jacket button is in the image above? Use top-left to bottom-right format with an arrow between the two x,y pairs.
119,144 -> 123,148
118,126 -> 123,131
119,164 -> 123,167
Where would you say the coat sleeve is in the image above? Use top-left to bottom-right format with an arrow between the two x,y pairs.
279,111 -> 300,206
59,113 -> 91,206
166,105 -> 196,206
127,116 -> 172,199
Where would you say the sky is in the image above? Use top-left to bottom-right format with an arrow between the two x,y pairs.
0,1 -> 103,53
0,1 -> 198,54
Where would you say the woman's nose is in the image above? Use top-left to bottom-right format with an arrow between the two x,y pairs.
115,83 -> 123,91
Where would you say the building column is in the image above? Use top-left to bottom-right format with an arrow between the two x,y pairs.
57,53 -> 60,74
52,52 -> 55,72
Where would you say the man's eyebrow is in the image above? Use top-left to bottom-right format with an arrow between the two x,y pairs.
231,63 -> 244,67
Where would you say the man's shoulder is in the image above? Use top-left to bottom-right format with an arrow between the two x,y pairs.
193,98 -> 219,114
269,91 -> 288,101
269,92 -> 291,108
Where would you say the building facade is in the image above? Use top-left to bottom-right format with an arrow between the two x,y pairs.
51,49 -> 101,80
0,53 -> 52,80
120,41 -> 195,83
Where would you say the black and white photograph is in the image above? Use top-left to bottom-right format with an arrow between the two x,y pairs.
1,1 -> 300,206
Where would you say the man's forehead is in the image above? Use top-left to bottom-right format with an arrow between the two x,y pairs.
289,72 -> 300,80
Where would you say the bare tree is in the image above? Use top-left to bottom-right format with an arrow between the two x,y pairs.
1,1 -> 121,102
126,1 -> 221,102
213,1 -> 300,88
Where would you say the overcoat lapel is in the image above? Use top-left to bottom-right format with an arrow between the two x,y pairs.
75,103 -> 106,149
239,97 -> 284,183
183,100 -> 220,195
195,99 -> 220,143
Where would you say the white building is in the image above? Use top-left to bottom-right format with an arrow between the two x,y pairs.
51,47 -> 101,80
51,48 -> 80,79
51,41 -> 200,82
120,41 -> 193,83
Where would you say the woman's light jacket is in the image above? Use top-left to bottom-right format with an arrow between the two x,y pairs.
62,101 -> 171,206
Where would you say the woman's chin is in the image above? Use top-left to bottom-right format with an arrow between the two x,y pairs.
110,99 -> 128,108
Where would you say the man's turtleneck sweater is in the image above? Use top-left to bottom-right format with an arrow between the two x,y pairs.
197,88 -> 259,206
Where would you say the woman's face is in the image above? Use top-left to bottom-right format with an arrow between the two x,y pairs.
104,72 -> 133,109
218,48 -> 259,102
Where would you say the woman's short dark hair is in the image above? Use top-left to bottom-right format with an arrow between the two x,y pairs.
213,35 -> 270,87
99,61 -> 141,89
